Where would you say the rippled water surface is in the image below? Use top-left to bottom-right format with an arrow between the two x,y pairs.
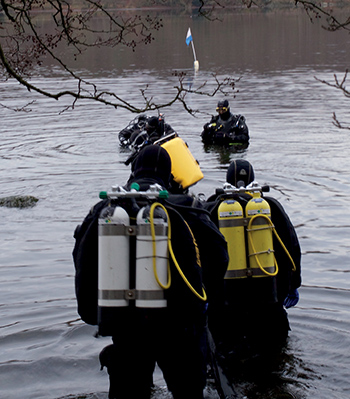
1,8 -> 350,399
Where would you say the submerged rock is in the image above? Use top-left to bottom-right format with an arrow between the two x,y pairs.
0,195 -> 39,208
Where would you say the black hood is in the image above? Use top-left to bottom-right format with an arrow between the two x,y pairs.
131,145 -> 172,188
226,159 -> 255,188
145,116 -> 159,132
217,99 -> 231,121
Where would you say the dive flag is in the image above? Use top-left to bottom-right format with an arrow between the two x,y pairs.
186,28 -> 193,46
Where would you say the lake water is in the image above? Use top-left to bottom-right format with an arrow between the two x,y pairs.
1,7 -> 350,399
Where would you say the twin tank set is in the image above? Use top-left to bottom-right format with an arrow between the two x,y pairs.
98,185 -> 170,311
218,183 -> 278,280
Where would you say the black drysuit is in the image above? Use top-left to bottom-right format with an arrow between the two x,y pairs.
73,146 -> 228,399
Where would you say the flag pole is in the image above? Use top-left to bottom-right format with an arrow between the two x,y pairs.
191,41 -> 199,71
186,28 -> 199,72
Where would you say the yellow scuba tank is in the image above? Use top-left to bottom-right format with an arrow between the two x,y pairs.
218,199 -> 247,279
245,192 -> 277,277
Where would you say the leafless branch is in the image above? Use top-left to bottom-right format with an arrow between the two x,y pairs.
0,100 -> 36,112
3,0 -> 350,118
0,0 -> 240,114
315,70 -> 350,98
332,112 -> 350,130
314,70 -> 350,130
295,0 -> 350,32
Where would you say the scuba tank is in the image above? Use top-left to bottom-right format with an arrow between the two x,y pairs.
98,205 -> 130,308
136,204 -> 169,308
98,202 -> 132,336
245,191 -> 277,277
218,199 -> 247,279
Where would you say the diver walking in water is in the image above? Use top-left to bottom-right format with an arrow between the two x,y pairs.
73,145 -> 228,399
204,159 -> 301,392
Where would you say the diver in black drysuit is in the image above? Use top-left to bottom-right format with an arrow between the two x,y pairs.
119,114 -> 149,147
143,115 -> 175,143
201,99 -> 249,146
123,115 -> 176,167
119,115 -> 175,149
73,145 -> 228,399
204,159 -> 301,375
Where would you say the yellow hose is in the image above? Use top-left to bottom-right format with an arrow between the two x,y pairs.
149,202 -> 171,290
247,213 -> 296,276
149,202 -> 207,301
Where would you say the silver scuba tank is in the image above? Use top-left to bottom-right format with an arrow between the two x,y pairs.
98,205 -> 130,308
135,205 -> 169,308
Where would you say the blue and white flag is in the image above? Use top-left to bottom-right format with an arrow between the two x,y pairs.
186,28 -> 193,46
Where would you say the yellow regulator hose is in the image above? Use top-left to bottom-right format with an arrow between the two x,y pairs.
149,202 -> 171,290
150,202 -> 207,301
247,214 -> 297,276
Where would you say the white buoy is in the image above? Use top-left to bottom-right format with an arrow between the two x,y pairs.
194,60 -> 199,72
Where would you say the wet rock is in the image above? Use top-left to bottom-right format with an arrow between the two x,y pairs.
0,195 -> 39,208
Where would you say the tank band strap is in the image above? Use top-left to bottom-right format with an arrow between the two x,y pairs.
136,290 -> 166,300
137,225 -> 168,236
99,289 -> 166,301
99,224 -> 131,236
218,218 -> 247,228
98,224 -> 167,236
99,289 -> 129,300
224,266 -> 276,279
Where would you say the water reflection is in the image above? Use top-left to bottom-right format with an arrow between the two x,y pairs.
203,143 -> 249,164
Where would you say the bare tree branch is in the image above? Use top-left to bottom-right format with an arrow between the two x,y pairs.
314,70 -> 350,130
0,0 -> 240,114
0,99 -> 35,112
315,70 -> 350,98
2,0 -> 350,119
332,112 -> 350,130
295,0 -> 350,32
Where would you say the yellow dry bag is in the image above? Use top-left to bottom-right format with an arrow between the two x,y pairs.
155,134 -> 203,189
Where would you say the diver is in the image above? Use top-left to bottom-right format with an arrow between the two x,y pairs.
72,145 -> 228,399
201,100 -> 249,146
119,114 -> 175,150
144,115 -> 175,143
118,114 -> 149,148
204,159 -> 301,377
123,114 -> 176,166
